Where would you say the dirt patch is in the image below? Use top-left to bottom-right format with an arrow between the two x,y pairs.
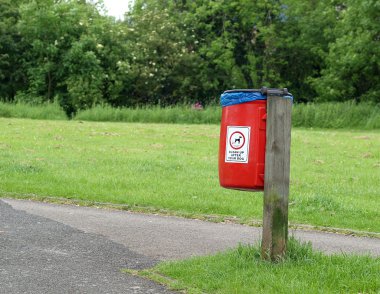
362,152 -> 373,158
353,136 -> 370,140
314,159 -> 325,165
150,143 -> 164,149
90,132 -> 120,137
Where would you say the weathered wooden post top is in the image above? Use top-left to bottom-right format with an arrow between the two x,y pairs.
218,87 -> 293,261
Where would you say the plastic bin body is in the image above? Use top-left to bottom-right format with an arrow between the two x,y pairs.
218,100 -> 266,191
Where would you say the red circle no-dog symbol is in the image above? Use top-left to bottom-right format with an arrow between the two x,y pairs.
229,131 -> 245,150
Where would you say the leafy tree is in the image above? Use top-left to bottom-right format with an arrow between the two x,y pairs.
16,0 -> 126,113
273,0 -> 342,101
121,0 -> 204,105
313,0 -> 380,102
1,0 -> 378,109
0,0 -> 26,100
124,0 -> 289,104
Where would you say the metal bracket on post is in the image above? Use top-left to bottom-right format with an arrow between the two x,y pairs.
260,87 -> 289,97
261,88 -> 292,261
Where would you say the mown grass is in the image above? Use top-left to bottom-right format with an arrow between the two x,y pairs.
1,101 -> 380,129
143,238 -> 380,294
0,101 -> 67,120
1,118 -> 379,232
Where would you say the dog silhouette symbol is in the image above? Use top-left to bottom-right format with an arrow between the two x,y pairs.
234,136 -> 242,144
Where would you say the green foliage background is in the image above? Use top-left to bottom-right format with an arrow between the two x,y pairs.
0,0 -> 379,114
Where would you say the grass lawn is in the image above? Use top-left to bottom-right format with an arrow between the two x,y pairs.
1,118 -> 379,232
138,238 -> 380,294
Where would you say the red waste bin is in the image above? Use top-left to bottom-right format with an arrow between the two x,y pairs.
218,89 -> 267,191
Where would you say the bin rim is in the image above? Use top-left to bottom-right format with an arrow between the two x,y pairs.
220,88 -> 293,107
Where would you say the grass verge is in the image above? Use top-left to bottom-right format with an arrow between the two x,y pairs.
131,238 -> 380,294
0,118 -> 379,232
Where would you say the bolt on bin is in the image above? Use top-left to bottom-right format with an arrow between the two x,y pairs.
218,87 -> 292,191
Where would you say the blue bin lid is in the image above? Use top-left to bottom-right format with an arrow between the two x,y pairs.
220,88 -> 293,107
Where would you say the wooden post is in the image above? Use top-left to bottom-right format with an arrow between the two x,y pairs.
261,89 -> 292,261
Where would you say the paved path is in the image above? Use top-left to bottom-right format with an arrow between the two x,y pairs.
1,198 -> 379,293
0,199 -> 174,294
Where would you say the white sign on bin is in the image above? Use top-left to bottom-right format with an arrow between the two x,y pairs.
225,126 -> 250,163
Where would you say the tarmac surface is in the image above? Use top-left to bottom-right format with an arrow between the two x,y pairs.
1,198 -> 379,293
0,199 -> 173,294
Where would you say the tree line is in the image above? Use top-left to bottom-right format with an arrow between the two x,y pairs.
0,0 -> 378,115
